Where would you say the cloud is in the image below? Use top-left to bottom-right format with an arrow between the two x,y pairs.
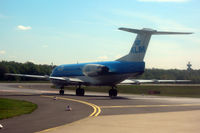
9,56 -> 17,59
0,50 -> 6,55
137,0 -> 189,2
28,60 -> 35,63
17,25 -> 32,30
114,55 -> 123,60
42,45 -> 48,48
97,56 -> 108,60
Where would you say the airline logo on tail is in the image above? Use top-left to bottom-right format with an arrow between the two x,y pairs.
135,40 -> 141,45
130,39 -> 146,54
117,27 -> 193,62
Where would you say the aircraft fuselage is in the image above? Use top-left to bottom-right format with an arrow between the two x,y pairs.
51,61 -> 145,86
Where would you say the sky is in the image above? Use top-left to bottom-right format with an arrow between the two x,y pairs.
0,0 -> 200,69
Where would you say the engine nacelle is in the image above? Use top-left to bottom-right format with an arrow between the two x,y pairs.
82,64 -> 109,76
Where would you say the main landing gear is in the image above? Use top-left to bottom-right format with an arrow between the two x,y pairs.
76,85 -> 85,96
59,86 -> 64,95
109,86 -> 118,97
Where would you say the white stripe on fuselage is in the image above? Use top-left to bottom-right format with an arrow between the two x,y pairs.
51,73 -> 140,86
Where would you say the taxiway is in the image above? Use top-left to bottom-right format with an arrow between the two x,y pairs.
0,83 -> 200,133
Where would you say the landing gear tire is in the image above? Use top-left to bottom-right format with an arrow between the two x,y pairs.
59,89 -> 64,95
109,89 -> 117,97
76,88 -> 85,96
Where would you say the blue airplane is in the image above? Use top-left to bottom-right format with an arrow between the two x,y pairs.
7,28 -> 192,97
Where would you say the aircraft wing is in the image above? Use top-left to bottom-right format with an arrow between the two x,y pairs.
5,73 -> 49,79
155,80 -> 191,83
5,73 -> 84,83
49,76 -> 84,83
120,79 -> 191,84
120,79 -> 154,84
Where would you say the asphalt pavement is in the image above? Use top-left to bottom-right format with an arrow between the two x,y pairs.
1,83 -> 200,133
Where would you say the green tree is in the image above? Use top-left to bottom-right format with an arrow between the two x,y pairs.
0,63 -> 8,80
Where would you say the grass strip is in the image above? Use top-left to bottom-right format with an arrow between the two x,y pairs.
0,98 -> 37,120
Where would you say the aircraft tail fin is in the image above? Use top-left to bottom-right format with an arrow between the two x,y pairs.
117,27 -> 193,62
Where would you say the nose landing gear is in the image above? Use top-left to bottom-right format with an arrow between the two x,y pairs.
59,86 -> 64,95
76,85 -> 85,96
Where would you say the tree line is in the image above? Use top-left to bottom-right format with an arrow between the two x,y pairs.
138,68 -> 200,83
0,61 -> 54,81
0,61 -> 200,83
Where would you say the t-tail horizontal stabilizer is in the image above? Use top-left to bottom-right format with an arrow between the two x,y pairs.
117,28 -> 193,62
118,28 -> 193,35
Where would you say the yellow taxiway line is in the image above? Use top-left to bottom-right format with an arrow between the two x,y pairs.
100,104 -> 200,109
41,95 -> 101,117
37,95 -> 101,133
